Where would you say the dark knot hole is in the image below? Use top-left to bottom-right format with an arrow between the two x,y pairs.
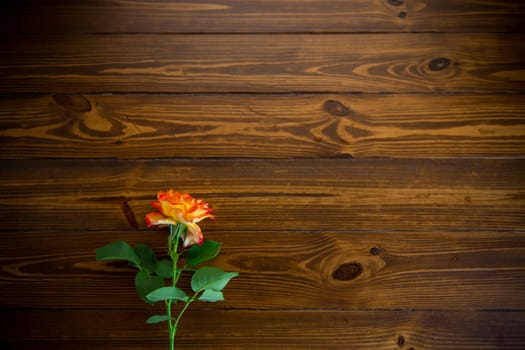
429,57 -> 451,71
332,262 -> 363,281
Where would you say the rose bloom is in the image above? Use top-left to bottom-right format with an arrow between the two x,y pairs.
145,190 -> 215,247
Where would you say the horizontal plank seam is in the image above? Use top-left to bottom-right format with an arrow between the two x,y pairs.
90,31 -> 525,35
4,31 -> 525,36
3,157 -> 525,163
3,156 -> 525,161
1,306 -> 524,312
3,228 -> 525,234
3,91 -> 525,97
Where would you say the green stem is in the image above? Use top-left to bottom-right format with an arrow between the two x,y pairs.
167,223 -> 182,349
172,224 -> 188,286
165,223 -> 192,350
173,292 -> 200,335
166,299 -> 174,350
169,323 -> 176,350
169,225 -> 180,287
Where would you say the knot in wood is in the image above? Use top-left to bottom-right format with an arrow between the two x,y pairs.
370,247 -> 382,256
333,153 -> 354,159
397,335 -> 405,347
53,94 -> 92,112
428,57 -> 451,71
387,0 -> 404,6
324,100 -> 351,117
332,262 -> 362,281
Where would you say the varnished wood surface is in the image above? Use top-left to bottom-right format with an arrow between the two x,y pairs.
2,230 -> 525,310
1,0 -> 524,348
1,159 -> 524,232
2,309 -> 525,349
2,94 -> 525,159
2,34 -> 524,93
1,0 -> 524,34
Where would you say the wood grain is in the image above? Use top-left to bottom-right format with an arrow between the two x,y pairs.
1,309 -> 524,349
1,0 -> 524,34
1,159 -> 524,232
2,94 -> 525,159
1,0 -> 524,348
1,230 -> 525,310
2,34 -> 524,93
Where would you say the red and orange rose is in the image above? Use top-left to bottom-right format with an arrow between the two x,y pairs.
145,189 -> 214,247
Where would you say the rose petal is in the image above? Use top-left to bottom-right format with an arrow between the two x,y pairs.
145,212 -> 177,227
182,223 -> 204,248
146,190 -> 213,246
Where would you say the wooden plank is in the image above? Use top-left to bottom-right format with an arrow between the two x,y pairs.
0,159 -> 524,232
2,94 -> 525,159
1,230 -> 525,310
1,0 -> 524,34
1,34 -> 524,93
1,309 -> 524,349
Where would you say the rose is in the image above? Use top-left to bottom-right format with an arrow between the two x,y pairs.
97,190 -> 236,350
145,189 -> 215,247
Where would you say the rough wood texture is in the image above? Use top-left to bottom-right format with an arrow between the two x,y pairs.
1,159 -> 524,232
2,230 -> 525,310
1,0 -> 524,348
1,0 -> 524,34
2,34 -> 524,93
2,94 -> 525,159
2,309 -> 524,349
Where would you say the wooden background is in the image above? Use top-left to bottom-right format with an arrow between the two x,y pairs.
1,1 -> 525,349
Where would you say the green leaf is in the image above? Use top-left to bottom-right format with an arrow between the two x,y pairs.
146,286 -> 189,303
155,259 -> 173,278
96,241 -> 140,266
191,267 -> 238,292
199,289 -> 224,302
146,314 -> 173,324
134,244 -> 158,274
135,271 -> 165,303
186,240 -> 222,266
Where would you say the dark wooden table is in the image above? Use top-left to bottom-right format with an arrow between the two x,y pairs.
1,1 -> 525,349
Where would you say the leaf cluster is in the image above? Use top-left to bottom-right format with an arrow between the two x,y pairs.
95,240 -> 236,306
